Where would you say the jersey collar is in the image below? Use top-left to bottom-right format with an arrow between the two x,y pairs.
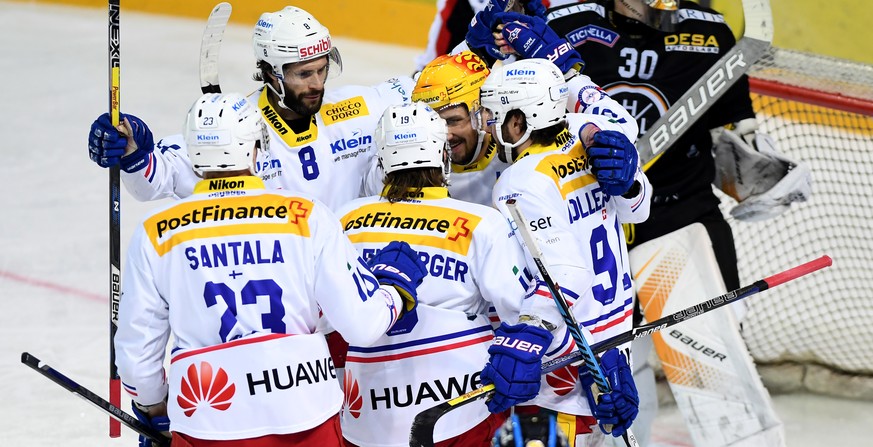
257,89 -> 318,148
193,175 -> 266,194
452,137 -> 498,173
379,186 -> 449,200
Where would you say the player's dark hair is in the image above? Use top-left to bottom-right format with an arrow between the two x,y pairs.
383,168 -> 446,203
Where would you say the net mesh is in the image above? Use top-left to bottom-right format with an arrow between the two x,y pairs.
719,48 -> 873,398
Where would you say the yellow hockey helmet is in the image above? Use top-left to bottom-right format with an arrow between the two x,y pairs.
412,51 -> 490,113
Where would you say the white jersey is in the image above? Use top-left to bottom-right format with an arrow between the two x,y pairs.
334,187 -> 531,446
120,77 -> 414,211
492,119 -> 651,416
114,176 -> 405,440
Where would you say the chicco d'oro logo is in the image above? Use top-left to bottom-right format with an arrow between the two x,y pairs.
177,361 -> 236,417
342,369 -> 363,419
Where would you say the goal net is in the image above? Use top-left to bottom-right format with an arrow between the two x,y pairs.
721,47 -> 873,399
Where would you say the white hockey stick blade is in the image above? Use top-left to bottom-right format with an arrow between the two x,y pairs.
200,2 -> 232,94
638,0 -> 773,170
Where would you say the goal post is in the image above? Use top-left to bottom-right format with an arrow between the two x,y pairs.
721,47 -> 873,399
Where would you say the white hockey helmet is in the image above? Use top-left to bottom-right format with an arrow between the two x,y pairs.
376,102 -> 451,179
479,58 -> 569,159
184,93 -> 267,176
253,7 -> 343,80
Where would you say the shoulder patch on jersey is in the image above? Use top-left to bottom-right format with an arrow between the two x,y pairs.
676,9 -> 726,25
566,24 -> 620,48
320,96 -> 370,125
546,3 -> 605,22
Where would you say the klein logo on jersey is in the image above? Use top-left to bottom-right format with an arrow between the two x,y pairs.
177,362 -> 236,417
321,96 -> 369,124
342,370 -> 363,419
299,36 -> 331,59
331,130 -> 373,154
566,25 -> 620,48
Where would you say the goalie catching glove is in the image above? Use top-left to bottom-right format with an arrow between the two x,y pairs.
366,241 -> 427,318
579,348 -> 639,438
712,118 -> 812,221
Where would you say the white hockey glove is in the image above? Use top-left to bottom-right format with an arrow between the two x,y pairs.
711,118 -> 812,222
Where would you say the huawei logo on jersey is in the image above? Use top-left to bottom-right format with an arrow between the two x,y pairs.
177,362 -> 236,417
546,363 -> 579,396
342,370 -> 363,419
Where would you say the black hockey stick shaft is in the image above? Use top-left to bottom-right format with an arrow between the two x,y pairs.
409,255 -> 831,446
107,0 -> 122,438
542,254 -> 833,372
505,199 -> 638,447
21,353 -> 170,447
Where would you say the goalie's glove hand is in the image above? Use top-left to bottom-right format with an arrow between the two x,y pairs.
88,113 -> 154,173
500,13 -> 585,75
480,322 -> 553,413
584,129 -> 639,196
467,5 -> 512,61
579,348 -> 639,437
367,241 -> 426,318
131,401 -> 171,447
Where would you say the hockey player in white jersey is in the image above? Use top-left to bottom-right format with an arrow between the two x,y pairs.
366,48 -> 636,207
481,59 -> 651,446
114,92 -> 426,447
336,102 -> 557,447
88,6 -> 414,211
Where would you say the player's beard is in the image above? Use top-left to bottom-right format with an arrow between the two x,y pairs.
283,88 -> 324,117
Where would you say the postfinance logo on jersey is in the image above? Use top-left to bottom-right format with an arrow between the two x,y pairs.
321,96 -> 369,124
341,204 -> 479,256
144,196 -> 312,256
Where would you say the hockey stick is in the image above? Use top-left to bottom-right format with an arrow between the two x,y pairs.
541,253 -> 833,373
22,353 -> 171,447
635,0 -> 773,170
409,255 -> 832,446
200,2 -> 232,94
506,199 -> 639,447
107,0 -> 122,438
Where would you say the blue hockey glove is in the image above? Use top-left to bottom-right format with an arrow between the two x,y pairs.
467,6 -> 511,61
500,13 -> 584,74
584,130 -> 639,196
579,348 -> 639,437
480,322 -> 553,413
131,401 -> 171,447
367,241 -> 427,316
88,113 -> 154,172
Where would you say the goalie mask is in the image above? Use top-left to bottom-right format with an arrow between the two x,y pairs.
620,0 -> 680,32
184,93 -> 268,176
376,102 -> 451,181
253,7 -> 343,105
412,51 -> 490,166
492,412 -> 569,447
479,58 -> 569,162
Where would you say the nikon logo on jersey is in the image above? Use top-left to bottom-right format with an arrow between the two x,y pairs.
321,96 -> 369,124
368,372 -> 480,410
664,33 -> 720,54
